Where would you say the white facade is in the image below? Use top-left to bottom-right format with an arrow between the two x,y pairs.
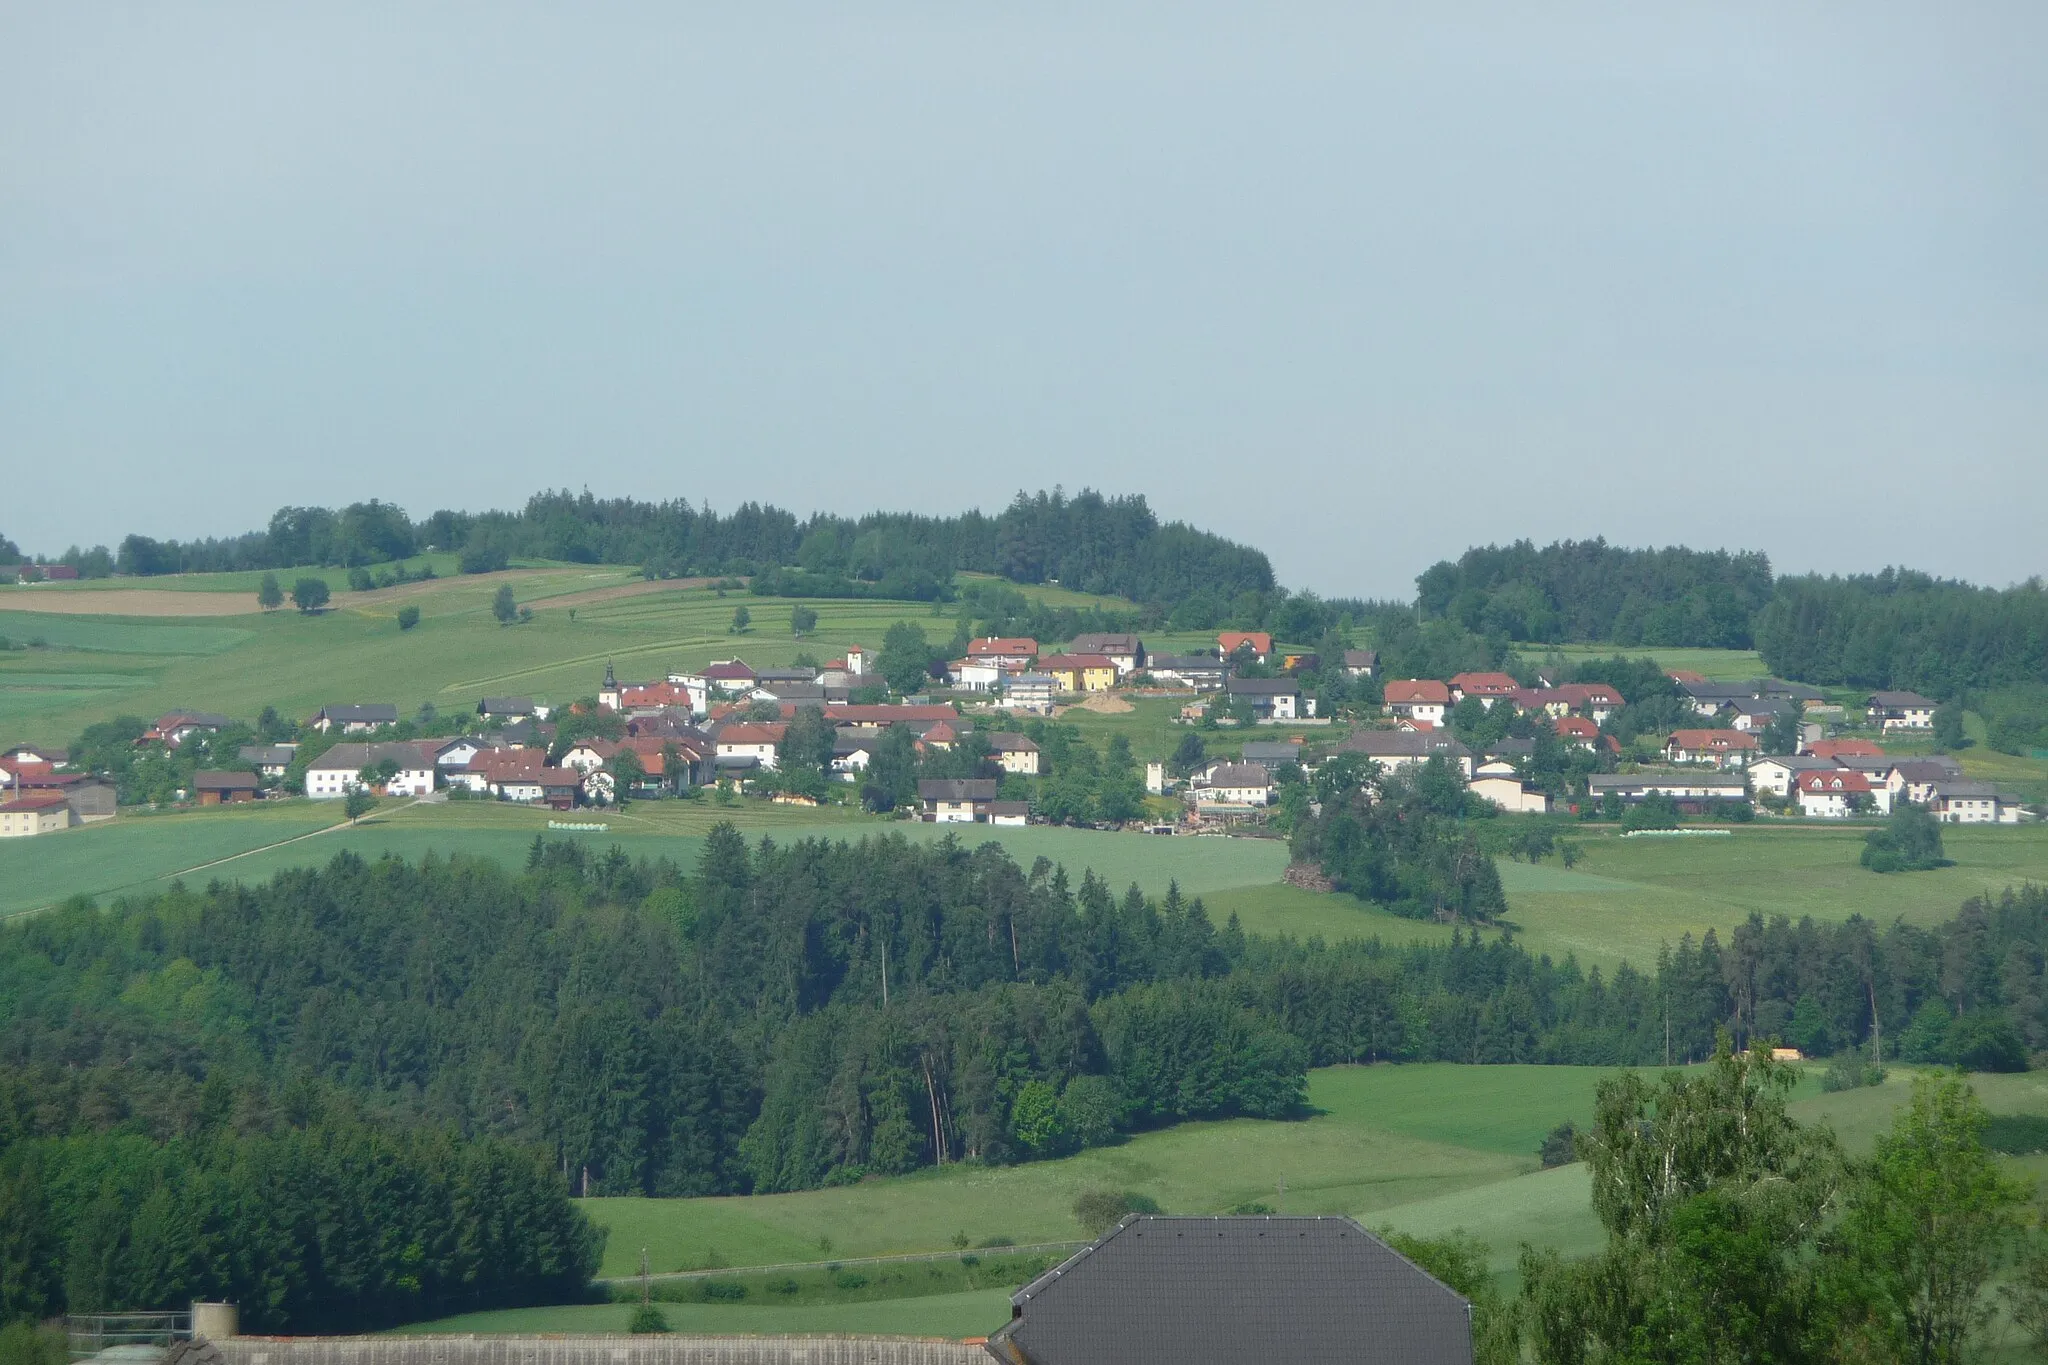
0,800 -> 74,837
1468,776 -> 1550,814
307,761 -> 435,798
1388,701 -> 1446,727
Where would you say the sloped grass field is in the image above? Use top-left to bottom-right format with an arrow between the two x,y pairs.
400,1064 -> 2048,1337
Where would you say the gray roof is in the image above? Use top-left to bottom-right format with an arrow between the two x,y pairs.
320,703 -> 398,724
1889,757 -> 1964,780
985,732 -> 1040,752
991,1215 -> 1471,1365
1226,676 -> 1301,696
1332,731 -> 1472,760
1680,681 -> 1754,701
1008,672 -> 1058,687
755,667 -> 818,683
1933,779 -> 2000,799
478,696 -> 535,715
1870,690 -> 1938,707
193,769 -> 261,790
1204,762 -> 1273,787
1148,653 -> 1226,671
919,778 -> 998,801
237,745 -> 297,766
1753,678 -> 1826,701
1068,633 -> 1141,656
308,741 -> 435,770
1753,754 -> 1838,771
1343,649 -> 1378,668
1240,741 -> 1302,762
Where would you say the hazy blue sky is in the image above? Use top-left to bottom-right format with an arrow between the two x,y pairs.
4,3 -> 2043,598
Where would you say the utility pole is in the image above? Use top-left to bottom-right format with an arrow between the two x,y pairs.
640,1248 -> 651,1307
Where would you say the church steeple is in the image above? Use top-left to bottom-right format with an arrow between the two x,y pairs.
603,659 -> 616,690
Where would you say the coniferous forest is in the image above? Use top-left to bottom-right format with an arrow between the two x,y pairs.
6,831 -> 2048,1331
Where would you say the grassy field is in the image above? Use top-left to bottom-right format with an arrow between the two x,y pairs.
1500,823 -> 2048,968
0,568 -> 1085,745
1531,644 -> 1770,682
388,1061 -> 2048,1339
0,796 -> 1292,917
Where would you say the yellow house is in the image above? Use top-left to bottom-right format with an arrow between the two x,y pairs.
1038,654 -> 1118,693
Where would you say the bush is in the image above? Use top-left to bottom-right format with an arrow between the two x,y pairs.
1620,793 -> 1681,832
347,567 -> 374,592
397,605 -> 420,631
1983,1115 -> 2048,1155
628,1305 -> 670,1334
1861,802 -> 1949,873
460,541 -> 509,575
1538,1120 -> 1580,1168
1820,1053 -> 1886,1092
1073,1189 -> 1161,1237
975,1235 -> 1016,1249
700,1278 -> 748,1301
831,1270 -> 867,1291
1227,1201 -> 1274,1215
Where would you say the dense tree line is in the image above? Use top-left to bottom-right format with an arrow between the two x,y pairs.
1757,570 -> 2048,696
1416,539 -> 1775,648
60,489 -> 1276,613
10,827 -> 2048,1225
0,1114 -> 599,1334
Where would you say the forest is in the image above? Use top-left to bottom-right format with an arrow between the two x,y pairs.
7,831 -> 2048,1206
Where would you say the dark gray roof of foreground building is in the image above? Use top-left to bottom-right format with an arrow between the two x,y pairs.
988,1215 -> 1472,1365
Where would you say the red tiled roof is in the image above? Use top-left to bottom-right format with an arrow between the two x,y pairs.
825,703 -> 958,724
716,722 -> 787,746
1547,683 -> 1625,706
701,661 -> 756,681
1799,770 -> 1871,794
1555,716 -> 1600,739
1450,672 -> 1519,696
1667,670 -> 1707,684
967,637 -> 1038,658
0,792 -> 71,812
1218,632 -> 1273,656
1385,679 -> 1452,705
619,682 -> 693,709
1807,738 -> 1884,760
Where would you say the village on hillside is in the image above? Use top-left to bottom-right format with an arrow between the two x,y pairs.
2,626 -> 2030,840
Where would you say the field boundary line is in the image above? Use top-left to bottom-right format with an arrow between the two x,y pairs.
3,800 -> 424,920
597,1241 -> 1086,1285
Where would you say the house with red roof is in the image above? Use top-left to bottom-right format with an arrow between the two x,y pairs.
1803,737 -> 1886,761
1797,768 -> 1871,818
1218,632 -> 1273,663
0,791 -> 75,837
965,637 -> 1039,668
1665,729 -> 1760,769
1383,679 -> 1451,728
701,659 -> 758,695
1449,673 -> 1520,707
1555,715 -> 1601,749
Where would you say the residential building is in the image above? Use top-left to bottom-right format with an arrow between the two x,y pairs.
1192,762 -> 1273,806
966,637 -> 1039,669
1217,631 -> 1273,662
1470,775 -> 1551,814
1805,737 -> 1886,761
987,1214 -> 1472,1365
1341,648 -> 1378,678
1887,757 -> 1966,808
831,732 -> 880,780
237,744 -> 297,779
1003,673 -> 1058,713
827,703 -> 961,729
1869,691 -> 1938,731
0,743 -> 66,769
312,704 -> 398,734
1328,730 -> 1475,779
1239,740 -> 1303,773
1797,769 -> 1872,819
1039,654 -> 1119,693
150,710 -> 231,747
193,770 -> 262,804
714,722 -> 785,770
1226,676 -> 1313,721
702,660 -> 758,694
1555,715 -> 1601,749
1588,772 -> 1749,809
990,801 -> 1030,826
950,658 -> 1009,692
1727,698 -> 1796,733
1450,672 -> 1520,707
1143,654 -> 1227,690
1068,634 -> 1143,674
0,792 -> 74,837
986,732 -> 1042,776
1749,754 -> 1841,799
1665,729 -> 1759,768
920,778 -> 997,822
455,747 -> 548,796
1383,679 -> 1451,727
306,742 -> 437,797
478,696 -> 542,722
618,681 -> 698,715
1929,779 -> 2001,824
1525,683 -> 1626,723
1678,681 -> 1755,717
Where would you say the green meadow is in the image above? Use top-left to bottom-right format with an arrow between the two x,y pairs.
395,1064 -> 2048,1338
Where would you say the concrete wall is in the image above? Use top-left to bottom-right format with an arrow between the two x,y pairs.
213,1337 -> 985,1365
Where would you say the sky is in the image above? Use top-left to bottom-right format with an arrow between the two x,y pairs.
3,3 -> 2044,599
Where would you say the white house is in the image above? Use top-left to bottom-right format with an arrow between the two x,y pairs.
1886,758 -> 1965,808
1192,762 -> 1273,807
1664,730 -> 1759,769
1868,691 -> 1937,731
919,778 -> 997,822
1748,755 -> 1839,800
713,722 -> 783,771
1331,731 -> 1475,780
1929,779 -> 2000,824
951,658 -> 1009,693
312,703 -> 399,735
1004,674 -> 1058,714
1227,677 -> 1314,721
1383,680 -> 1450,728
986,732 -> 1042,775
306,742 -> 436,798
1796,769 -> 1871,819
